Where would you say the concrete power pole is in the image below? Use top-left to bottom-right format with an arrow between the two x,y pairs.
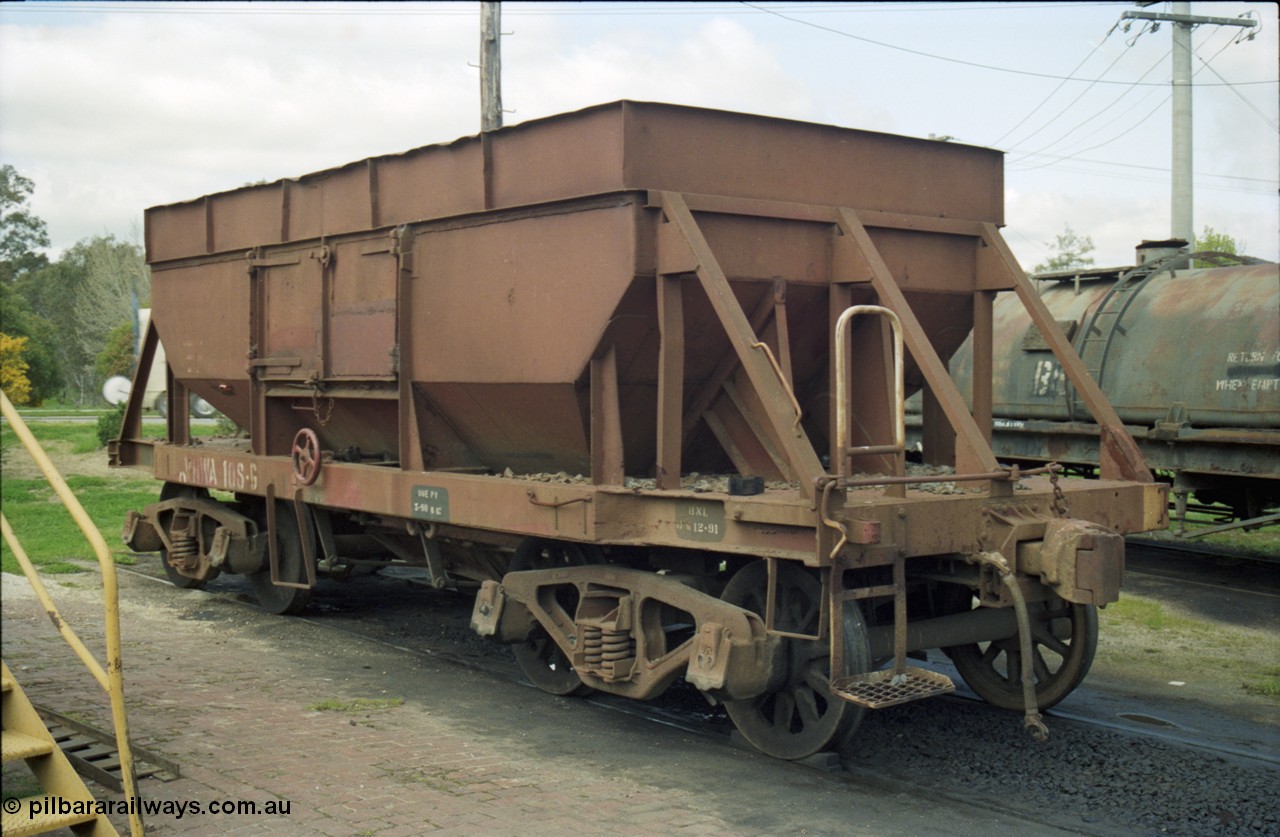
1120,3 -> 1258,246
480,1 -> 503,133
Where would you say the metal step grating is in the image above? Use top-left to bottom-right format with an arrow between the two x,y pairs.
830,666 -> 955,709
35,706 -> 180,793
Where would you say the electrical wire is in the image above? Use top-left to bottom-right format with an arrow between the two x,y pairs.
0,2 -> 1160,17
1006,47 -> 1170,163
1008,27 -> 1256,172
988,28 -> 1113,148
1003,44 -> 1168,156
737,1 -> 1274,86
1195,53 -> 1280,132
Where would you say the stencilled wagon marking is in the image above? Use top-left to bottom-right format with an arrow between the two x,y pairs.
176,454 -> 259,492
411,485 -> 450,522
1215,348 -> 1280,392
674,501 -> 725,542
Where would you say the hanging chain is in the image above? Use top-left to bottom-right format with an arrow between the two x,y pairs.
310,380 -> 334,426
1049,464 -> 1070,518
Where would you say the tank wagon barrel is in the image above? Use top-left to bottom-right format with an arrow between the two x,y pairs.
112,101 -> 1167,760
919,243 -> 1279,531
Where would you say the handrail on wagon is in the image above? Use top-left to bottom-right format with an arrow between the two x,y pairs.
0,389 -> 145,837
833,305 -> 906,482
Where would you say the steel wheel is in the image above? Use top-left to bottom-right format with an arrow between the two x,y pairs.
944,591 -> 1097,711
721,560 -> 869,760
506,539 -> 598,696
158,482 -> 210,590
248,500 -> 313,616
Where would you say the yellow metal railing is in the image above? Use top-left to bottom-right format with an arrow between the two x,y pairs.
1,389 -> 144,836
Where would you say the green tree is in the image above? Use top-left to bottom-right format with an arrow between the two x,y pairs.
0,332 -> 32,404
1192,226 -> 1247,269
1032,225 -> 1096,274
0,282 -> 61,405
70,235 -> 149,361
14,235 -> 148,404
1193,226 -> 1241,255
95,320 -> 136,381
0,164 -> 50,285
14,259 -> 88,402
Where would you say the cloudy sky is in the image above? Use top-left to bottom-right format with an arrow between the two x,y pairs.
1,1 -> 1276,269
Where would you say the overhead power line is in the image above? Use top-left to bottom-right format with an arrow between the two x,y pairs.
1195,52 -> 1280,132
740,1 -> 1274,87
1006,27 -> 1255,171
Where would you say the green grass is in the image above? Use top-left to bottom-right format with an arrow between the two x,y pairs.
1172,518 -> 1280,558
1243,667 -> 1280,698
1104,596 -> 1176,632
306,697 -> 404,713
1,421 -> 163,576
0,474 -> 157,575
1099,593 -> 1280,703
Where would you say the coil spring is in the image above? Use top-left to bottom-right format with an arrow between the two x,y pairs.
170,533 -> 198,559
169,533 -> 198,568
581,625 -> 603,667
601,628 -> 633,663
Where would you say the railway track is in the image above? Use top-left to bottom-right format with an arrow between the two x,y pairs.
117,560 -> 1276,764
1128,534 -> 1280,567
1125,537 -> 1280,600
113,558 -> 1278,837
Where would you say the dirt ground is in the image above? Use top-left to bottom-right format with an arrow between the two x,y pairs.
3,570 -> 1078,837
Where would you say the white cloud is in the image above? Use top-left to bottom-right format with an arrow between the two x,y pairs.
0,1 -> 1274,268
508,17 -> 814,122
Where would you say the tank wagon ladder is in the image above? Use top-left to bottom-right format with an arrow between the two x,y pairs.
1067,259 -> 1164,423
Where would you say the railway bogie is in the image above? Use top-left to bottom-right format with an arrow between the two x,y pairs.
112,101 -> 1166,759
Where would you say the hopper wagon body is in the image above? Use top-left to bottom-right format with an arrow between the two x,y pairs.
113,102 -> 1167,759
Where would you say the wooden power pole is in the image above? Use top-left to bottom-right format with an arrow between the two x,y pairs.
481,1 -> 503,133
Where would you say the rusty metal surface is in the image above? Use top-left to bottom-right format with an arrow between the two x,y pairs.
954,261 -> 1280,430
146,101 -> 1003,263
117,102 -> 1171,756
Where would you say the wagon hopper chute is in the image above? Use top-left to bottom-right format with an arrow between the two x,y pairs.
113,101 -> 1167,760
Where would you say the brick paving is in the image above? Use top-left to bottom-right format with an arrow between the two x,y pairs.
1,570 -> 1024,836
3,573 -> 750,836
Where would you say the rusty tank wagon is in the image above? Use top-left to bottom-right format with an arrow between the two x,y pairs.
112,102 -> 1167,760
915,245 -> 1278,532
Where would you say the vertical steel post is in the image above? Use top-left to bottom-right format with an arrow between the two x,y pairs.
1171,0 -> 1193,245
656,275 -> 685,490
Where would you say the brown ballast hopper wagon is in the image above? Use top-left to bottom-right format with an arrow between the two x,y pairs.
113,102 -> 1167,760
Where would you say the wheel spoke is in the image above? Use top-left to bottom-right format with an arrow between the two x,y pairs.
1038,632 -> 1071,659
1031,646 -> 1053,682
1005,649 -> 1021,687
980,643 -> 1002,667
802,664 -> 830,694
793,687 -> 821,726
721,560 -> 869,759
947,584 -> 1098,712
771,691 -> 796,729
